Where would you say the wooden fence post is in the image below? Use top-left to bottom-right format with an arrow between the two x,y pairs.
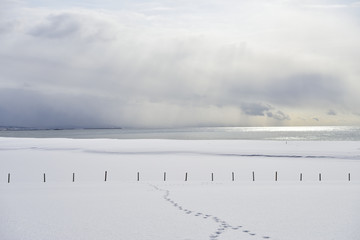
232,172 -> 235,182
72,173 -> 75,182
164,172 -> 166,181
348,173 -> 351,181
300,173 -> 303,181
275,171 -> 278,181
8,173 -> 10,183
137,172 -> 140,181
43,173 -> 46,183
252,171 -> 255,181
104,171 -> 107,182
211,173 -> 214,182
319,173 -> 322,181
185,172 -> 188,181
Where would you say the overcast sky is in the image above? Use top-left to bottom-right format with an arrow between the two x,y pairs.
1,0 -> 360,128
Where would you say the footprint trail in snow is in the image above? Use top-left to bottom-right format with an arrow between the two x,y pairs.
150,184 -> 271,240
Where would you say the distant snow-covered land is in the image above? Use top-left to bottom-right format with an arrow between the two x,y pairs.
0,138 -> 359,240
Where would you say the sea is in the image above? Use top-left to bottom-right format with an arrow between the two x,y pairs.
0,126 -> 360,141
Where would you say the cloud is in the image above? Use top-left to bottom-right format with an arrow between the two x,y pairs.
0,20 -> 18,34
266,111 -> 290,121
264,74 -> 345,107
327,109 -> 337,116
304,4 -> 348,9
240,103 -> 271,116
240,102 -> 290,121
0,1 -> 360,128
304,1 -> 360,9
27,12 -> 118,41
28,14 -> 81,39
0,88 -> 110,128
222,72 -> 346,110
351,1 -> 360,7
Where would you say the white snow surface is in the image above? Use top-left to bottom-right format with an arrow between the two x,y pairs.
0,138 -> 360,240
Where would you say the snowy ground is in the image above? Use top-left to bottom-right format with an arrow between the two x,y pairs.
1,138 -> 360,240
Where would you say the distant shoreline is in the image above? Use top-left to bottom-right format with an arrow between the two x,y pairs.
0,127 -> 122,131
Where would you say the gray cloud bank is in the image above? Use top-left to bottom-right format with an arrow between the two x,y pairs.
1,0 -> 360,128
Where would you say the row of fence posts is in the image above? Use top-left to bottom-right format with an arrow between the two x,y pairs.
5,172 -> 353,183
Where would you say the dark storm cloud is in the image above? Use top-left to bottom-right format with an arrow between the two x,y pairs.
0,88 -> 110,128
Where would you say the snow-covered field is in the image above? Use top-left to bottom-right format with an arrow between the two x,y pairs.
1,138 -> 360,240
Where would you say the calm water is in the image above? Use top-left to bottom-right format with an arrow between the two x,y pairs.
0,126 -> 360,141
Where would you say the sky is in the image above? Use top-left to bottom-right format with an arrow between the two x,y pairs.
1,0 -> 360,128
